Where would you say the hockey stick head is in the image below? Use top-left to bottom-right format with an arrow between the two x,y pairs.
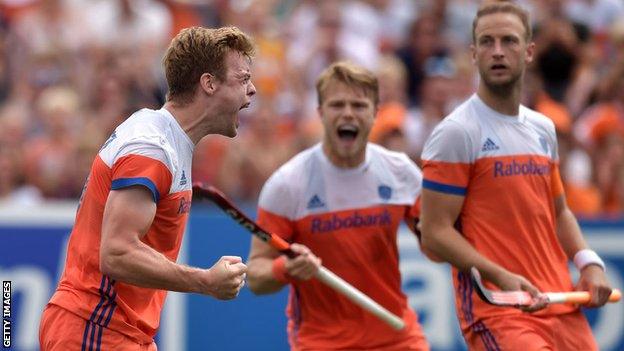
470,267 -> 533,307
470,267 -> 497,305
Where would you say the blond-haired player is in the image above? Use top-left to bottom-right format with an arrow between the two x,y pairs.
420,2 -> 612,350
247,61 -> 430,350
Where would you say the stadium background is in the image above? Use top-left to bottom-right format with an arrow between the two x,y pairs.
1,0 -> 623,350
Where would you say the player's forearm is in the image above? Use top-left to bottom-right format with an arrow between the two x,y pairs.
556,206 -> 589,260
100,240 -> 204,293
247,257 -> 286,294
554,196 -> 589,259
421,224 -> 508,283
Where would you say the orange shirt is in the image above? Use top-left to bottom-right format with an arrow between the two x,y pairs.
421,95 -> 576,332
257,144 -> 428,350
48,108 -> 193,344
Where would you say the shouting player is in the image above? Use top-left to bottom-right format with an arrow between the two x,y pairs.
246,61 -> 430,350
420,2 -> 613,350
39,26 -> 256,350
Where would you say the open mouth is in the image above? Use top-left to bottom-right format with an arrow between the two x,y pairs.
337,125 -> 359,141
491,64 -> 508,72
239,102 -> 250,110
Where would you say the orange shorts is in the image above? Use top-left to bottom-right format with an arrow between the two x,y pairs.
39,304 -> 157,351
463,311 -> 597,351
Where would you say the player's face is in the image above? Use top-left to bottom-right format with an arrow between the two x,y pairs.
213,51 -> 256,137
472,12 -> 534,92
318,81 -> 376,167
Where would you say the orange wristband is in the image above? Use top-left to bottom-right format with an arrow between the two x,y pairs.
272,256 -> 295,284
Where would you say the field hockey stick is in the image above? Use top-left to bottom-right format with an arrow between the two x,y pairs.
192,182 -> 405,330
470,267 -> 621,306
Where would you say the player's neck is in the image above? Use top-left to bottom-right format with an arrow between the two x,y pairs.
322,142 -> 366,169
477,83 -> 521,116
163,101 -> 206,145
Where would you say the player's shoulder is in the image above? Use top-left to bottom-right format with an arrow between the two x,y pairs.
98,108 -> 179,169
445,96 -> 478,124
368,143 -> 409,161
368,143 -> 421,174
427,99 -> 478,146
434,97 -> 480,137
117,108 -> 172,138
258,146 -> 319,216
421,98 -> 482,162
261,145 -> 317,196
271,144 -> 318,182
368,143 -> 422,197
521,105 -> 557,137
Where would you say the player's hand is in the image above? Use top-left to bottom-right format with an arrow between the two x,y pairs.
203,256 -> 248,300
576,264 -> 612,307
285,244 -> 322,281
494,270 -> 548,312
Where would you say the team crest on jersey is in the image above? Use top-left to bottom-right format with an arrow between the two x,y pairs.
539,136 -> 549,154
378,185 -> 392,200
179,170 -> 187,186
307,194 -> 325,209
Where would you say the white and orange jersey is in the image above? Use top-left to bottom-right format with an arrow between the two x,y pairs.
421,94 -> 576,332
49,108 -> 193,344
257,143 -> 428,350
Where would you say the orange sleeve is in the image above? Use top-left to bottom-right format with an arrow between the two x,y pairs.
111,154 -> 172,202
257,207 -> 296,241
551,163 -> 564,198
422,160 -> 471,195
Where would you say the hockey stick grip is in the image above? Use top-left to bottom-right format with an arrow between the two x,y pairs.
314,267 -> 405,330
471,266 -> 621,307
546,289 -> 621,304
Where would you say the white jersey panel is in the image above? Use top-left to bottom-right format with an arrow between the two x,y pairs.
422,95 -> 560,163
98,108 -> 194,194
259,143 -> 422,221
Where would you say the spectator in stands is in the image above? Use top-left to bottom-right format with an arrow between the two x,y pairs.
0,0 -> 620,219
575,63 -> 624,215
217,97 -> 297,202
23,86 -> 82,198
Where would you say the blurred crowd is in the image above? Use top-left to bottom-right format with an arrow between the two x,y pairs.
0,0 -> 623,218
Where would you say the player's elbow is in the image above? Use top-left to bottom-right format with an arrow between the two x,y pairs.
420,229 -> 435,252
99,243 -> 130,279
246,273 -> 273,295
420,223 -> 445,261
246,266 -> 283,295
247,276 -> 275,295
100,250 -> 121,278
421,245 -> 445,263
410,220 -> 445,263
246,276 -> 264,295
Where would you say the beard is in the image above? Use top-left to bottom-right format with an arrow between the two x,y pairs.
480,68 -> 523,97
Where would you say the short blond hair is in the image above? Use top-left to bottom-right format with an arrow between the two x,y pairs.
316,61 -> 379,107
472,0 -> 532,43
163,26 -> 255,104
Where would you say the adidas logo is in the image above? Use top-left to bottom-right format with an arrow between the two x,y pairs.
307,194 -> 325,209
481,138 -> 500,152
179,170 -> 187,186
